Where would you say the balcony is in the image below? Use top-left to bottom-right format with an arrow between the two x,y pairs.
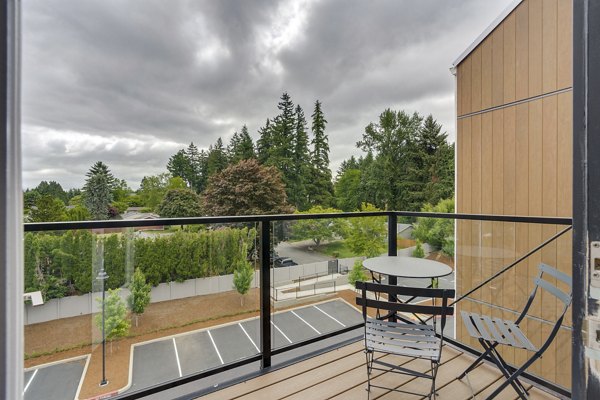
20,211 -> 572,400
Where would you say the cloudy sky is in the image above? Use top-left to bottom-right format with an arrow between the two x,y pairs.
22,0 -> 513,190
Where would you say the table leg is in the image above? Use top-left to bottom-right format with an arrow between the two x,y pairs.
388,275 -> 397,322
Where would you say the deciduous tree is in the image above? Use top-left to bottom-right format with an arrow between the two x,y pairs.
95,288 -> 130,350
203,159 -> 293,216
157,189 -> 202,218
127,268 -> 151,327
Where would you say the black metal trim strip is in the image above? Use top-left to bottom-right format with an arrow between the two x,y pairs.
457,87 -> 572,120
112,354 -> 262,399
23,212 -> 572,232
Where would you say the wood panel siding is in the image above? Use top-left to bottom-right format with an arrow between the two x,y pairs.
454,0 -> 572,389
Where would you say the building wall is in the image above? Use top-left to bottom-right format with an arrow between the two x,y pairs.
455,0 -> 572,388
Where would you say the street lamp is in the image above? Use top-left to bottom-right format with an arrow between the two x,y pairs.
97,268 -> 109,386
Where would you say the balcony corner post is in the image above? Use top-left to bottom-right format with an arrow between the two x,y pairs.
259,219 -> 272,369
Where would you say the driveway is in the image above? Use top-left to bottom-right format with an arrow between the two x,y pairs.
275,240 -> 333,265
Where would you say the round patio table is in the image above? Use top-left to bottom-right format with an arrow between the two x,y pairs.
362,256 -> 453,280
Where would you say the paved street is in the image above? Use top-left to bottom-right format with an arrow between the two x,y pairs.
275,240 -> 333,265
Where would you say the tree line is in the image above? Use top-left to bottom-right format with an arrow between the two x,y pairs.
24,94 -> 454,223
25,227 -> 256,300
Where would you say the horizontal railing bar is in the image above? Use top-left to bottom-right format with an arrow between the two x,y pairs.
113,354 -> 262,400
24,211 -> 572,232
394,211 -> 572,225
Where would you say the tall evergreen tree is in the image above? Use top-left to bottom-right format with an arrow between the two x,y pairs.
308,100 -> 334,206
228,125 -> 255,164
206,137 -> 228,177
269,92 -> 296,197
291,105 -> 311,210
82,161 -> 116,220
256,119 -> 272,164
167,149 -> 192,186
418,116 -> 455,205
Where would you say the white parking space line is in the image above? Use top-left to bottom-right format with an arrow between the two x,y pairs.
239,323 -> 260,353
271,321 -> 293,343
172,338 -> 183,377
207,330 -> 224,364
291,310 -> 321,335
23,369 -> 38,394
313,305 -> 346,327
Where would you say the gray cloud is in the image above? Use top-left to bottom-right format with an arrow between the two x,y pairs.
22,0 -> 513,189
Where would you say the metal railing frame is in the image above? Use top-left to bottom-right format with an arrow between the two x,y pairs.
23,211 -> 573,399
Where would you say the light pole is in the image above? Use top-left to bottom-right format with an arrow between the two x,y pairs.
97,268 -> 109,386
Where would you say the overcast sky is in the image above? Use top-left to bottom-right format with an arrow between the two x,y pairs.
22,0 -> 514,190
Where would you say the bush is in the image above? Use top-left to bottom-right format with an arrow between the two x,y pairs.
348,259 -> 368,288
412,198 -> 454,257
412,240 -> 425,258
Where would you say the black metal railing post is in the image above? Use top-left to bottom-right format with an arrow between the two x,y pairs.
259,220 -> 272,369
388,212 -> 398,257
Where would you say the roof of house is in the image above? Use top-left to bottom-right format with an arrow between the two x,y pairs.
451,0 -> 523,73
122,211 -> 160,220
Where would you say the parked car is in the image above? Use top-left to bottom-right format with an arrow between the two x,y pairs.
274,257 -> 298,268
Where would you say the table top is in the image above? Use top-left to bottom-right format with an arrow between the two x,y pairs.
362,256 -> 453,279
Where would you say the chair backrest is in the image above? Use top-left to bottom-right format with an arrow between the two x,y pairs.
517,263 -> 572,325
355,281 -> 455,330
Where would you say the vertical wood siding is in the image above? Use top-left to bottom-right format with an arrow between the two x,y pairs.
455,0 -> 572,388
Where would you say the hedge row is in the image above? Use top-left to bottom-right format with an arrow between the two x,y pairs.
24,227 -> 257,300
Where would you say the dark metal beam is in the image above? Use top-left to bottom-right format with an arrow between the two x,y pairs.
573,0 -> 600,397
259,220 -> 271,368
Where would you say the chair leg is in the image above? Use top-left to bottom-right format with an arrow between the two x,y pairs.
482,341 -> 529,400
458,338 -> 498,380
365,350 -> 373,392
429,360 -> 440,399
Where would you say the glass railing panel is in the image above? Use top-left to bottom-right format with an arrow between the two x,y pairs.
24,222 -> 261,399
270,217 -> 367,351
454,219 -> 572,390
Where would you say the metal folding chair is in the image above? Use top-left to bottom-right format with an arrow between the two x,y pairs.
459,263 -> 572,399
356,281 -> 455,399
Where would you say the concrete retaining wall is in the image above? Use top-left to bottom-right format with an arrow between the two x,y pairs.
24,272 -> 260,325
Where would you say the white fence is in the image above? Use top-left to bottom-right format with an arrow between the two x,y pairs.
24,258 -> 360,325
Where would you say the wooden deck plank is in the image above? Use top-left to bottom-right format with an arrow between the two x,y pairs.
200,342 -> 363,400
199,343 -> 562,400
327,347 -> 462,400
235,350 -> 375,399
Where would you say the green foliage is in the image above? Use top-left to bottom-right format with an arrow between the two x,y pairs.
203,159 -> 293,216
345,110 -> 454,211
95,288 -> 130,342
412,240 -> 425,258
138,173 -> 171,210
228,125 -> 256,164
316,240 -> 358,259
35,180 -> 68,204
348,259 -> 368,288
128,268 -> 151,326
66,206 -> 91,221
412,198 -> 454,256
111,201 -> 129,214
232,254 -> 253,305
308,100 -> 334,207
83,161 -> 116,220
29,195 -> 67,222
206,138 -> 228,178
157,189 -> 202,218
334,169 -> 362,211
344,203 -> 386,258
291,206 -> 342,247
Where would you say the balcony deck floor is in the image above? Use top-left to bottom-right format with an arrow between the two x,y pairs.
198,341 -> 561,400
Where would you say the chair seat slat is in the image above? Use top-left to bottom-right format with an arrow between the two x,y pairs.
367,342 -> 440,360
505,321 -> 537,351
493,317 -> 520,347
366,335 -> 440,350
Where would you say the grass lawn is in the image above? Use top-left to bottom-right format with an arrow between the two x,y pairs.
315,240 -> 358,258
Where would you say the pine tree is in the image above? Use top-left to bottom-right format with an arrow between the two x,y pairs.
269,92 -> 296,197
228,125 -> 255,164
82,161 -> 116,220
206,137 -> 228,177
256,119 -> 272,164
308,100 -> 334,206
167,150 -> 191,186
291,105 -> 311,210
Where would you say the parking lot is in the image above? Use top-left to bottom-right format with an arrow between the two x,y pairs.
125,299 -> 362,394
23,355 -> 88,400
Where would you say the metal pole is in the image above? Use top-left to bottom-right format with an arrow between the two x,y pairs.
97,268 -> 109,386
259,221 -> 271,369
